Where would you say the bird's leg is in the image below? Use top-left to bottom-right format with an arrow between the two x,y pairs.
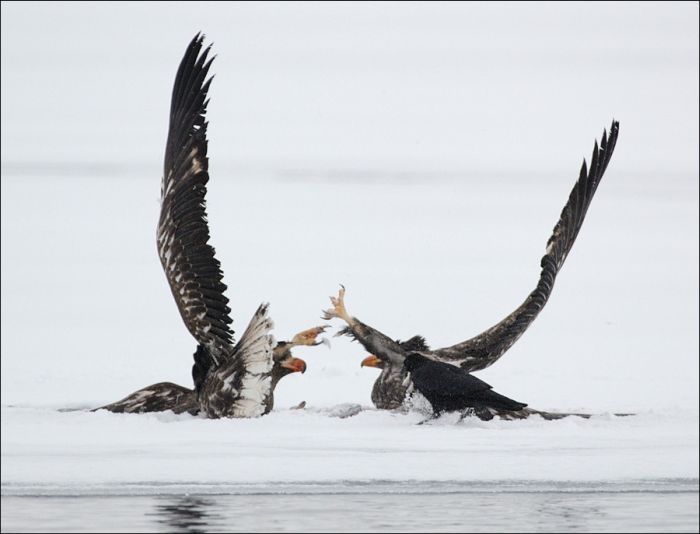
321,285 -> 354,325
274,326 -> 331,359
290,325 -> 331,348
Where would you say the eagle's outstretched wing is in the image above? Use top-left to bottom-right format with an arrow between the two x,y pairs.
157,33 -> 233,366
198,303 -> 276,418
431,120 -> 619,371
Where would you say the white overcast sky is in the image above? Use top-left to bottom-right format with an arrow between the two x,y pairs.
1,1 -> 698,177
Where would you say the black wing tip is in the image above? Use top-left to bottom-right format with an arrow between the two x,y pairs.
181,33 -> 207,69
169,33 -> 216,120
603,119 -> 620,147
577,118 -> 620,181
191,31 -> 207,46
180,32 -> 216,77
188,32 -> 215,59
583,118 -> 620,180
591,118 -> 620,177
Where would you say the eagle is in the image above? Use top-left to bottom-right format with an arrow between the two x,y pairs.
97,34 -> 328,418
323,120 -> 620,415
96,327 -> 326,415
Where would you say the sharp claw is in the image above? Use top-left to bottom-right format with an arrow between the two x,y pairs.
292,325 -> 333,346
323,287 -> 350,323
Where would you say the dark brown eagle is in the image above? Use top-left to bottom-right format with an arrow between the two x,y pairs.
96,327 -> 327,416
97,34 -> 328,418
323,120 -> 620,416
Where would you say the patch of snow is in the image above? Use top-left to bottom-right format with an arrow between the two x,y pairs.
1,406 -> 697,495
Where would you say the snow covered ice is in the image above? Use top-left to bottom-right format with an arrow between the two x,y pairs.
2,405 -> 698,496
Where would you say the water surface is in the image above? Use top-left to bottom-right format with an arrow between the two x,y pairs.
2,480 -> 698,533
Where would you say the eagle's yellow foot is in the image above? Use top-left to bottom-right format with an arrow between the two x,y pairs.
322,285 -> 352,324
291,325 -> 331,347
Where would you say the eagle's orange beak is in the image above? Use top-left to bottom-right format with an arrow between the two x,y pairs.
282,357 -> 307,374
361,355 -> 382,368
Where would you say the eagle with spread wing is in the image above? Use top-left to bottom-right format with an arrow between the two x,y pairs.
97,34 -> 327,418
323,121 -> 620,415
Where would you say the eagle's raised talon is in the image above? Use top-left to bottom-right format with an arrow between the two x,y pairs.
291,325 -> 331,347
322,285 -> 352,324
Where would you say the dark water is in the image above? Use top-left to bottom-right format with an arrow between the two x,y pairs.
2,482 -> 698,533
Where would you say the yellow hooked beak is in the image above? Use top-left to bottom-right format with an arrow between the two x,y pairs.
360,355 -> 382,368
282,357 -> 307,374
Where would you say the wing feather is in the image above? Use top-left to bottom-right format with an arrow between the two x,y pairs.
432,121 -> 620,371
157,33 -> 233,366
195,303 -> 276,418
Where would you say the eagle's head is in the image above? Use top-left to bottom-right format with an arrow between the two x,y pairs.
361,335 -> 429,370
273,348 -> 307,379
